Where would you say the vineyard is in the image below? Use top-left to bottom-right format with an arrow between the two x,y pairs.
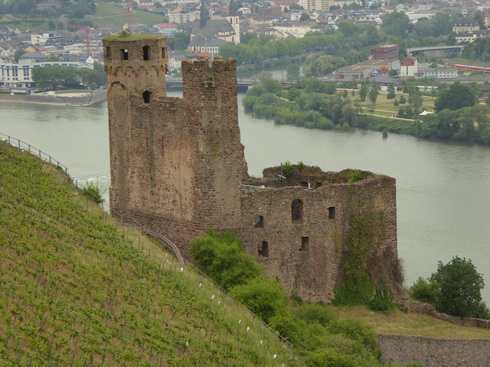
0,141 -> 298,366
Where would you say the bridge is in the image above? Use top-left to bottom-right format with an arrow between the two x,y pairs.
407,45 -> 464,56
166,76 -> 255,92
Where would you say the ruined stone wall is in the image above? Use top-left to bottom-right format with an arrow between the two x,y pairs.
104,36 -> 246,251
235,176 -> 398,302
378,334 -> 490,367
104,36 -> 400,301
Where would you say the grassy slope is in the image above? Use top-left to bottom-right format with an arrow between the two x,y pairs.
93,2 -> 165,29
335,307 -> 490,340
0,142 -> 297,366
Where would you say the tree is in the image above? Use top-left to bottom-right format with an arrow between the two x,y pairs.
32,66 -> 82,90
386,84 -> 396,99
167,31 -> 190,51
189,231 -> 262,290
368,83 -> 379,104
429,257 -> 489,318
435,83 -> 478,112
14,49 -> 26,63
299,12 -> 310,21
230,277 -> 289,323
381,11 -> 410,38
359,83 -> 368,102
286,64 -> 301,82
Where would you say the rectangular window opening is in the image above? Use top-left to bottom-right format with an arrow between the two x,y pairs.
328,207 -> 336,219
143,91 -> 151,104
143,46 -> 150,60
300,237 -> 309,251
254,215 -> 264,228
258,241 -> 269,257
162,47 -> 166,58
121,49 -> 129,60
105,46 -> 111,60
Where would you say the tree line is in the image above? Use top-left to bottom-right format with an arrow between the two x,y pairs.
244,78 -> 490,145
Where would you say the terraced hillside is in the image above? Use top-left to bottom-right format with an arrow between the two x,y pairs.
0,141 -> 298,366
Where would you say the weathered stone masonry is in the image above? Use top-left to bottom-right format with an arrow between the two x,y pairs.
104,35 -> 401,302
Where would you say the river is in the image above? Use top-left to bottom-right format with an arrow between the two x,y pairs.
1,92 -> 490,304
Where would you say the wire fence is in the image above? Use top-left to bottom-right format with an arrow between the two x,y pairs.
0,132 -> 305,366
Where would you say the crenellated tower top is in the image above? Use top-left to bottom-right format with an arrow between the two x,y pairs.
103,35 -> 168,98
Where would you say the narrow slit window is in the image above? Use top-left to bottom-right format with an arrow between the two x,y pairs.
254,215 -> 264,228
121,49 -> 129,60
143,46 -> 150,60
162,137 -> 165,155
292,199 -> 303,223
258,241 -> 269,257
328,207 -> 336,219
143,91 -> 151,104
300,237 -> 309,251
105,46 -> 111,60
162,47 -> 166,58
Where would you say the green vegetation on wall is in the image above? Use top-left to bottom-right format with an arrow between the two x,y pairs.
333,191 -> 387,306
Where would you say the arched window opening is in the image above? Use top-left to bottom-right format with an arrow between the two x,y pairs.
258,241 -> 269,257
143,46 -> 150,60
291,199 -> 303,223
143,91 -> 151,104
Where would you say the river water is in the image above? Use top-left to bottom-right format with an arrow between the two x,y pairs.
1,93 -> 490,304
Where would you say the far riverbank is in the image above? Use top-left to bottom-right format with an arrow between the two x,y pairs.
0,89 -> 106,106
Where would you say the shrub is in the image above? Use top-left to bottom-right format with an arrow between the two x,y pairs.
81,182 -> 105,204
296,304 -> 339,327
369,289 -> 395,313
230,277 -> 289,323
409,277 -> 439,304
189,231 -> 261,290
282,160 -> 293,177
348,170 -> 363,183
328,318 -> 380,357
305,348 -> 363,367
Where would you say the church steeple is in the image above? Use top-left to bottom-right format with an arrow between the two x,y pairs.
200,0 -> 209,28
229,0 -> 239,16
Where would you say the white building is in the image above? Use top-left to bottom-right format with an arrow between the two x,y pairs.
400,56 -> 417,79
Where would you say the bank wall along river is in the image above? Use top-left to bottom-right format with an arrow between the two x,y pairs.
1,92 -> 490,304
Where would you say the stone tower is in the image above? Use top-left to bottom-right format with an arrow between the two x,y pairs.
103,35 -> 246,251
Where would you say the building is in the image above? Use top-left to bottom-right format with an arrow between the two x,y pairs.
452,21 -> 480,34
187,1 -> 240,56
168,8 -> 200,24
336,58 -> 400,80
372,45 -> 399,61
418,67 -> 457,79
400,55 -> 417,79
102,35 -> 402,302
299,0 -> 331,12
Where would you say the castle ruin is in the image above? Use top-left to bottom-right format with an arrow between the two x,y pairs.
103,35 -> 402,302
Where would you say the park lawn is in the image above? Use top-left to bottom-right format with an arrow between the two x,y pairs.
353,90 -> 436,118
94,2 -> 165,29
334,306 -> 490,339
